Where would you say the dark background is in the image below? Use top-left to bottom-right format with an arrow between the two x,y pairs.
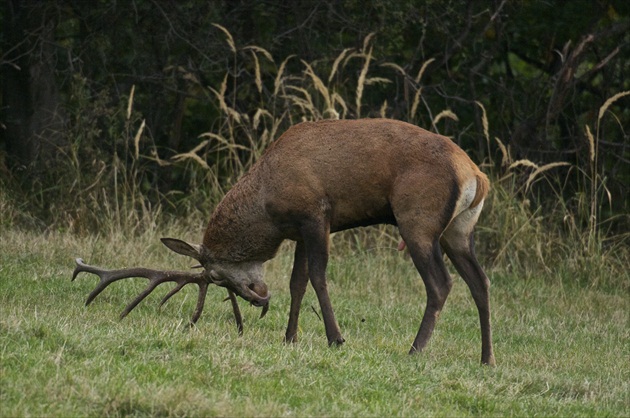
1,0 -> 628,231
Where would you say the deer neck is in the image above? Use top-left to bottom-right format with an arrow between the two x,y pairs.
202,173 -> 282,263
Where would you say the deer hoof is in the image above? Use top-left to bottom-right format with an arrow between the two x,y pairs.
328,336 -> 345,347
408,346 -> 421,355
482,355 -> 496,366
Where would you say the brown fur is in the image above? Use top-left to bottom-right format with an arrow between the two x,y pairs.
203,119 -> 483,260
198,119 -> 495,364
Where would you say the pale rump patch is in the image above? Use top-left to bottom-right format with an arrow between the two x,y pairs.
398,177 -> 483,253
453,178 -> 478,219
441,200 -> 484,251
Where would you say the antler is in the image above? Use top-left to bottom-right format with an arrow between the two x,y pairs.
71,258 -> 243,333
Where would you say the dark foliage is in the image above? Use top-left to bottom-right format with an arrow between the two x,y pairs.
1,0 -> 628,231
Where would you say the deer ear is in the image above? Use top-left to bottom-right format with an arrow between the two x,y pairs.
160,237 -> 203,261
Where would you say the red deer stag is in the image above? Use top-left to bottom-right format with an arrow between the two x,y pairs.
73,119 -> 495,365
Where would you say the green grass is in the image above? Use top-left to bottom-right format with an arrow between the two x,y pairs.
1,228 -> 628,417
2,24 -> 627,416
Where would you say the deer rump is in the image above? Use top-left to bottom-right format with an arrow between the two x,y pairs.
73,119 -> 495,365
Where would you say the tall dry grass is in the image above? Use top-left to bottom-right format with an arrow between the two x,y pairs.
474,97 -> 629,291
1,28 -> 627,290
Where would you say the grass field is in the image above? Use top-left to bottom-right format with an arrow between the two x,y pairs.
1,28 -> 627,416
1,227 -> 628,417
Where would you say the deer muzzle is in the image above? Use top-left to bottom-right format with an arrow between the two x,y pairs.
247,282 -> 270,307
247,282 -> 270,319
212,276 -> 270,317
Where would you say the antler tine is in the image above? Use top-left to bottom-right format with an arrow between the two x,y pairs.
119,278 -> 172,320
159,282 -> 188,308
73,258 -> 165,306
157,279 -> 210,327
72,258 -> 245,332
73,258 -> 206,321
191,281 -> 209,326
226,290 -> 244,335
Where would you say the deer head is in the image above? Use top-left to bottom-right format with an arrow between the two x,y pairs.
160,238 -> 270,310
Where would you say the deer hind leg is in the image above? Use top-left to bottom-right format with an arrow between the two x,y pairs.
393,176 -> 458,355
301,219 -> 345,346
403,235 -> 454,355
284,240 -> 309,343
441,205 -> 496,365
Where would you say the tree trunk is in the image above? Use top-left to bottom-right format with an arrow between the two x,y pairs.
1,0 -> 66,173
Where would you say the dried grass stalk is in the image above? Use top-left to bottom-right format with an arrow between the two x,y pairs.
432,109 -> 459,126
355,46 -> 372,118
415,58 -> 435,83
253,108 -> 273,130
332,93 -> 348,118
362,32 -> 376,52
585,124 -> 595,163
380,62 -> 406,76
126,85 -> 135,120
329,48 -> 352,83
597,90 -> 629,123
171,139 -> 210,170
410,87 -> 423,120
365,77 -> 392,86
475,101 -> 490,145
379,100 -> 388,118
525,162 -> 570,191
212,23 -> 236,53
494,136 -> 510,167
302,60 -> 332,111
509,159 -> 538,170
243,45 -> 274,62
209,74 -> 241,123
251,50 -> 262,94
285,86 -> 318,119
133,119 -> 146,160
274,55 -> 295,96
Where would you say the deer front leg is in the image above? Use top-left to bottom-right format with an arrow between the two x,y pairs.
302,221 -> 345,347
285,240 -> 309,343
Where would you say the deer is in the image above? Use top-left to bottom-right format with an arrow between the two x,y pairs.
72,118 -> 496,365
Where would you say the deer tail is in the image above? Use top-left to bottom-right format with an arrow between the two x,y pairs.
470,171 -> 490,209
